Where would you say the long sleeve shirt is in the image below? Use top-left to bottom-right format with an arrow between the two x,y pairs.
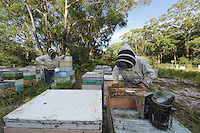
35,55 -> 65,70
113,56 -> 155,87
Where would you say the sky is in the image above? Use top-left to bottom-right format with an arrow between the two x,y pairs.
110,0 -> 179,45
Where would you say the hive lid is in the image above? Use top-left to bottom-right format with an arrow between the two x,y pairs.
3,90 -> 102,130
104,75 -> 123,81
82,73 -> 103,80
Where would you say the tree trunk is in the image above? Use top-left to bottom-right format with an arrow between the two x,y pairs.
160,53 -> 163,63
24,0 -> 44,55
158,53 -> 160,64
89,49 -> 93,60
135,39 -> 138,55
44,0 -> 51,50
186,46 -> 190,58
174,51 -> 177,65
62,0 -> 69,55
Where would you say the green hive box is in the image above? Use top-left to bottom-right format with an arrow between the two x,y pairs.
23,75 -> 36,80
82,80 -> 102,85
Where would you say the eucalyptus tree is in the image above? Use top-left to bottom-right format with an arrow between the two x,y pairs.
120,28 -> 147,56
144,18 -> 167,63
1,0 -> 152,60
164,0 -> 200,58
62,0 -> 152,59
102,42 -> 123,63
189,36 -> 200,59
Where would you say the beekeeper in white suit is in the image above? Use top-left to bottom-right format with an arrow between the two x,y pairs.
36,48 -> 65,87
113,44 -> 155,89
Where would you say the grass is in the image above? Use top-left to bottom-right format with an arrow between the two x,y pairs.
173,104 -> 200,133
0,74 -> 83,133
157,68 -> 200,133
158,67 -> 200,87
0,80 -> 48,133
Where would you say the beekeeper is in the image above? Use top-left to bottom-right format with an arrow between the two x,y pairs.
36,48 -> 65,87
113,44 -> 155,89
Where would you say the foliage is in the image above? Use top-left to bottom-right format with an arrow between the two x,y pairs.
142,56 -> 158,68
0,42 -> 38,67
158,68 -> 200,87
105,0 -> 200,65
69,46 -> 90,65
0,0 -> 152,61
73,60 -> 96,78
178,57 -> 191,65
53,81 -> 73,89
192,59 -> 200,65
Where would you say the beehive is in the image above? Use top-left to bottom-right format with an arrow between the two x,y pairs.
2,71 -> 23,80
103,65 -> 112,73
59,66 -> 73,71
82,72 -> 103,90
107,86 -> 144,109
103,75 -> 124,106
93,65 -> 103,73
55,56 -> 75,85
54,70 -> 75,85
3,90 -> 102,133
0,81 -> 15,95
23,71 -> 36,87
59,56 -> 73,67
2,71 -> 24,92
103,75 -> 124,90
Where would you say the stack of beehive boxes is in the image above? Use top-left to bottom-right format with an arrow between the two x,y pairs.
93,65 -> 103,73
2,68 -> 24,92
0,81 -> 15,95
3,89 -> 102,133
103,65 -> 112,74
0,66 -> 10,81
36,67 -> 42,82
23,66 -> 36,87
0,66 -> 43,93
54,56 -> 75,86
82,72 -> 103,90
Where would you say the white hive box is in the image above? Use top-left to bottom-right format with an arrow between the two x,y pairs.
82,85 -> 102,90
3,90 -> 102,132
82,72 -> 103,80
103,75 -> 124,90
59,56 -> 73,67
103,75 -> 124,106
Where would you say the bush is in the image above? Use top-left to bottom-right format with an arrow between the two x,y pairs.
178,57 -> 191,65
53,81 -> 73,89
142,56 -> 158,68
158,68 -> 200,87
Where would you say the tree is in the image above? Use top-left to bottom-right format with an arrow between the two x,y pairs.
117,0 -> 200,64
120,28 -> 147,56
1,0 -> 152,61
165,0 -> 200,58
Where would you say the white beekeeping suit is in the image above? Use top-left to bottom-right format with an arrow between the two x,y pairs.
36,48 -> 65,70
112,44 -> 155,88
35,48 -> 65,87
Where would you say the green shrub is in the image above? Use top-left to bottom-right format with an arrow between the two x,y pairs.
142,56 -> 158,68
158,68 -> 200,87
54,81 -> 73,89
178,57 -> 191,65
